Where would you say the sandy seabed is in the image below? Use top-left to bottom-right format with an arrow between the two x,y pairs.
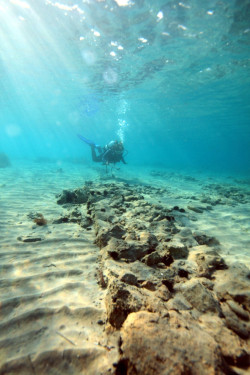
0,160 -> 249,375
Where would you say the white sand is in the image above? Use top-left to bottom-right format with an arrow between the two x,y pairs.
0,160 -> 119,374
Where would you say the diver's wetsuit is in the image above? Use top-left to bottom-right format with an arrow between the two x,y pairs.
91,145 -> 126,164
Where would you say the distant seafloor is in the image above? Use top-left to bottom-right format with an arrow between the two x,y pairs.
1,159 -> 249,267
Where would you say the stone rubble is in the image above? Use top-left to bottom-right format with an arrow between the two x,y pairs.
56,181 -> 250,375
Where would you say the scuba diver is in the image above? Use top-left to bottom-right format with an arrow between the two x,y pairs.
78,135 -> 127,168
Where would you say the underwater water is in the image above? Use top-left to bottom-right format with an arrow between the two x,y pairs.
0,0 -> 249,173
0,1 -> 250,375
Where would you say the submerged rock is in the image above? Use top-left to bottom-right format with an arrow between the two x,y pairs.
193,232 -> 220,246
221,302 -> 250,339
194,248 -> 227,278
105,281 -> 143,329
56,187 -> 89,204
226,300 -> 249,321
214,263 -> 250,310
118,311 -> 226,375
105,238 -> 153,262
176,279 -> 221,314
17,235 -> 43,242
120,273 -> 138,286
187,205 -> 204,213
199,314 -> 249,368
95,224 -> 125,248
166,293 -> 192,311
167,241 -> 189,259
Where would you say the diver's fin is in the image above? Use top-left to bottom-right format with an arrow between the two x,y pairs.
77,134 -> 96,146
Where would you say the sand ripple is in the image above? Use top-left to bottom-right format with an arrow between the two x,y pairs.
0,165 -> 118,374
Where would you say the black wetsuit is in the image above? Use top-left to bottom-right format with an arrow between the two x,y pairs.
91,145 -> 126,165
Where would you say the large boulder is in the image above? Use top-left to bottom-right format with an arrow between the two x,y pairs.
220,302 -> 250,339
193,247 -> 227,278
104,238 -> 154,262
118,311 -> 226,375
95,224 -> 125,248
105,281 -> 143,328
193,232 -> 220,246
199,314 -> 250,369
167,240 -> 189,259
56,188 -> 89,204
214,263 -> 250,311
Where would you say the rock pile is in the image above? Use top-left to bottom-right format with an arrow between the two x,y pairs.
202,183 -> 250,206
57,181 -> 250,375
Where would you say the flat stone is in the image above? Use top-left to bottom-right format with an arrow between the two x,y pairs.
195,249 -> 227,278
95,224 -> 125,248
193,232 -> 220,246
17,236 -> 43,242
167,241 -> 189,259
221,303 -> 250,339
226,300 -> 249,321
166,294 -> 192,311
155,284 -> 171,302
120,273 -> 138,286
187,205 -> 204,213
214,264 -> 250,310
141,281 -> 156,291
56,187 -> 89,204
199,314 -> 250,366
142,251 -> 161,266
176,279 -> 221,314
105,238 -> 152,262
105,281 -> 143,329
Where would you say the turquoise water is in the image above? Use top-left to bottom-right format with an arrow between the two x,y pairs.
0,0 -> 249,174
0,3 -> 250,372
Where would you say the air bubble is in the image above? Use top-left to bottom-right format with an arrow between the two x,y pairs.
103,68 -> 118,84
81,50 -> 96,65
